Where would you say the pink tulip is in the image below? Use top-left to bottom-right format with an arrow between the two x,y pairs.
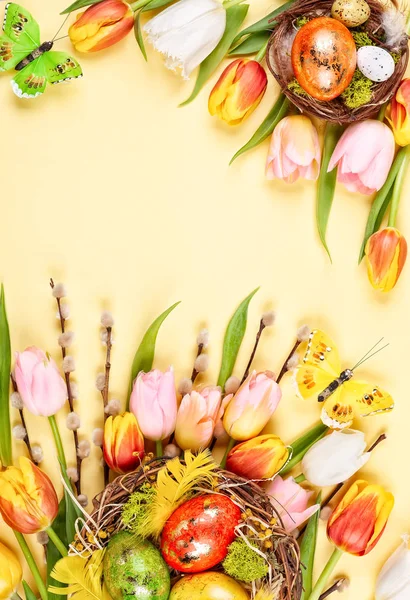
265,475 -> 320,533
14,347 -> 67,417
328,120 -> 395,195
130,368 -> 177,441
175,386 -> 224,450
266,115 -> 321,183
223,371 -> 282,441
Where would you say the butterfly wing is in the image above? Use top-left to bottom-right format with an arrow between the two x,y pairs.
43,51 -> 83,85
0,34 -> 32,71
3,3 -> 40,47
321,380 -> 394,429
11,56 -> 47,98
294,330 -> 341,400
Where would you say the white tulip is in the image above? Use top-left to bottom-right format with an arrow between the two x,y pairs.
376,536 -> 410,599
144,0 -> 226,79
301,429 -> 370,486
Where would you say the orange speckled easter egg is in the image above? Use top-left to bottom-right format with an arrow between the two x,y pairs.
291,17 -> 357,101
161,494 -> 241,573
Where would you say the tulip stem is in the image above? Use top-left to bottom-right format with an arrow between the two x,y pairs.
47,526 -> 68,557
255,39 -> 269,63
155,440 -> 163,458
220,437 -> 235,469
294,473 -> 306,483
377,103 -> 387,122
308,548 -> 343,600
14,532 -> 48,600
48,415 -> 67,470
130,0 -> 150,11
388,145 -> 410,227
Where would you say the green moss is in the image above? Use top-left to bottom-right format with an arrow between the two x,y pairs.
392,52 -> 401,64
287,78 -> 309,97
351,31 -> 375,48
341,70 -> 373,109
121,484 -> 155,531
296,16 -> 310,28
222,539 -> 269,583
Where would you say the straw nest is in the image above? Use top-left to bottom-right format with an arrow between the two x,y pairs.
74,457 -> 303,600
266,0 -> 409,124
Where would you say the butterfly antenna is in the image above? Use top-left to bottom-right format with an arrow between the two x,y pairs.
352,338 -> 389,370
53,35 -> 69,43
52,14 -> 70,42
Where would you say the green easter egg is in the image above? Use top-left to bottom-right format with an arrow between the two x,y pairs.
104,531 -> 170,600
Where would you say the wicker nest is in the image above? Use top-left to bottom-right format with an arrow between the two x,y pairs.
266,0 -> 409,124
75,457 -> 302,600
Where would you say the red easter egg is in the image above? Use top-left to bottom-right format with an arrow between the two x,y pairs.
160,494 -> 241,573
291,17 -> 357,101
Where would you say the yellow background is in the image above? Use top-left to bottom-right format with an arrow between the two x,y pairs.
1,0 -> 409,598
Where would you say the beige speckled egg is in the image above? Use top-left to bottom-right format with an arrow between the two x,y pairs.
331,0 -> 371,27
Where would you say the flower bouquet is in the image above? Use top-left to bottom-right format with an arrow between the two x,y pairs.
0,284 -> 404,600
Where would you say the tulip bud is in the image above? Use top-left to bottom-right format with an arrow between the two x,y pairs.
103,412 -> 145,474
376,535 -> 410,599
265,475 -> 320,533
226,434 -> 289,480
0,457 -> 59,534
266,115 -> 321,183
365,227 -> 407,292
14,347 -> 67,417
69,0 -> 134,53
0,541 -> 22,600
222,371 -> 282,441
327,480 -> 394,556
388,79 -> 410,146
209,59 -> 268,125
130,368 -> 177,441
301,429 -> 371,487
175,387 -> 223,451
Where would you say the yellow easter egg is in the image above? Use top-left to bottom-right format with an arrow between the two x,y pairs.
331,0 -> 370,27
169,572 -> 249,600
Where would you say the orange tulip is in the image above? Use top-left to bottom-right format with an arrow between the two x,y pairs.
69,0 -> 134,53
0,457 -> 58,534
389,78 -> 410,146
327,480 -> 394,556
226,434 -> 289,479
365,227 -> 407,292
209,59 -> 268,125
103,412 -> 145,474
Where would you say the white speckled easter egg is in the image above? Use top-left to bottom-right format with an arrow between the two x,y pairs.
357,46 -> 395,82
331,0 -> 370,27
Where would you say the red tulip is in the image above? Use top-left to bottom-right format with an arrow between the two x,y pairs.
365,227 -> 407,292
103,412 -> 145,474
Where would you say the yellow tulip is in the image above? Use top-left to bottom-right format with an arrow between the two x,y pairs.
0,541 -> 22,600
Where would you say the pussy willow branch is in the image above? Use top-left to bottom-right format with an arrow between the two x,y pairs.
277,339 -> 301,383
191,341 -> 204,383
100,324 -> 112,486
241,318 -> 266,384
50,278 -> 82,495
10,375 -> 38,465
319,579 -> 348,599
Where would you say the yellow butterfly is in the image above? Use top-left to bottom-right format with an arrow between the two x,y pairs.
293,330 -> 394,429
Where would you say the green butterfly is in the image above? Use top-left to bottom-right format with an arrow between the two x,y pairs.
0,3 -> 82,99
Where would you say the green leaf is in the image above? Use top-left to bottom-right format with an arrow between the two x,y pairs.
230,95 -> 289,164
281,422 -> 328,475
232,0 -> 294,43
0,284 -> 12,467
229,31 -> 271,56
300,492 -> 322,600
23,580 -> 38,600
217,287 -> 259,390
127,301 -> 181,404
180,4 -> 249,106
134,10 -> 148,61
358,148 -> 407,262
47,498 -> 69,600
316,124 -> 344,261
143,0 -> 174,9
61,0 -> 101,14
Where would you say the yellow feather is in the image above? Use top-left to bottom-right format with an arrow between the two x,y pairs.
253,580 -> 282,600
49,549 -> 111,600
135,449 -> 216,539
